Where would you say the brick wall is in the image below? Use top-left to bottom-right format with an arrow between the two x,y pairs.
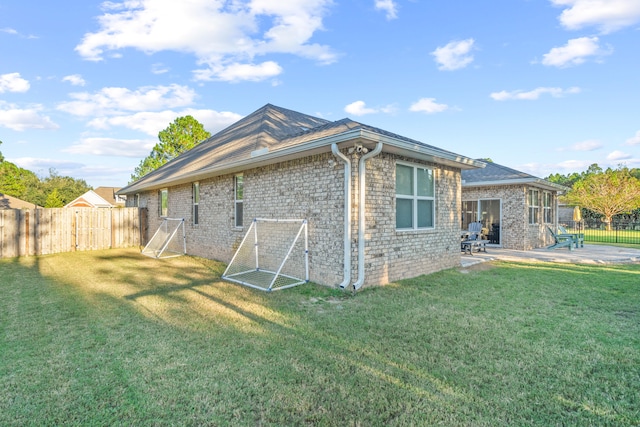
129,149 -> 463,288
462,184 -> 557,250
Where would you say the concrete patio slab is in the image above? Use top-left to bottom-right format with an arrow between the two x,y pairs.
460,244 -> 640,268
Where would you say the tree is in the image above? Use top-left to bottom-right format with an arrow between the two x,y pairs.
0,140 -> 4,162
130,115 -> 211,183
562,166 -> 640,229
42,168 -> 91,206
44,189 -> 64,208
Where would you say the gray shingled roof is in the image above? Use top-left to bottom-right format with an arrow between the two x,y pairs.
119,104 -> 484,195
462,160 -> 568,192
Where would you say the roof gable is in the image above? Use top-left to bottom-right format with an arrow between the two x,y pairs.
66,190 -> 113,208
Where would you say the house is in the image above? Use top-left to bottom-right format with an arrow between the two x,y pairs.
94,187 -> 126,207
117,104 -> 484,289
461,161 -> 568,250
65,188 -> 123,208
0,193 -> 41,209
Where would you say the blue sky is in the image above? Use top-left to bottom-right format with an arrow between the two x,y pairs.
1,0 -> 639,188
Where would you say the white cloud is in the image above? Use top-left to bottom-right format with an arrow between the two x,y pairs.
62,74 -> 86,86
626,131 -> 640,146
344,100 -> 395,116
375,0 -> 398,20
541,36 -> 610,67
0,72 -> 30,93
409,98 -> 449,114
57,84 -> 197,116
607,150 -> 632,161
88,108 -> 242,136
151,63 -> 169,74
63,137 -> 155,157
1,27 -> 18,35
0,101 -> 58,131
571,140 -> 603,151
551,0 -> 640,33
196,61 -> 283,83
12,157 -> 85,172
345,101 -> 377,116
490,86 -> 581,101
75,0 -> 336,82
431,39 -> 475,71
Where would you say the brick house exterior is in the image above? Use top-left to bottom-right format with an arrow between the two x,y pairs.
461,161 -> 568,250
119,104 -> 484,289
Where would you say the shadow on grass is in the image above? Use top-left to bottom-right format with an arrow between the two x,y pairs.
2,249 -> 639,425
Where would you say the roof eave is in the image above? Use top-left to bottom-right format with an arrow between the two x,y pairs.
462,178 -> 568,193
118,128 -> 484,195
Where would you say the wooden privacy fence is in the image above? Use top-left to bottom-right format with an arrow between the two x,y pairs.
0,208 -> 148,259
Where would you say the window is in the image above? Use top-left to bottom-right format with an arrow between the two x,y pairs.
159,188 -> 168,217
193,182 -> 200,225
543,191 -> 553,224
234,174 -> 243,227
396,163 -> 435,230
528,189 -> 539,224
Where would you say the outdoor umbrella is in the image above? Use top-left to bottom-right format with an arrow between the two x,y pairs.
573,206 -> 582,231
573,206 -> 582,221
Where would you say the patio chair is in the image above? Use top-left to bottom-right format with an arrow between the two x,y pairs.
558,225 -> 584,248
546,226 -> 574,251
467,221 -> 482,240
461,222 -> 489,255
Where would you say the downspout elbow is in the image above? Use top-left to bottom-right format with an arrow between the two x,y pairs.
331,143 -> 352,289
352,142 -> 383,291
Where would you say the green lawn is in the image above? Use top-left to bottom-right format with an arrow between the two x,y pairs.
567,227 -> 640,246
1,249 -> 639,426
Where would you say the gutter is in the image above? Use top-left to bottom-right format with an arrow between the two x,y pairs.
331,144 -> 352,289
352,142 -> 383,291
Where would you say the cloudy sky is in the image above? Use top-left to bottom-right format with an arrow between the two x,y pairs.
1,0 -> 639,187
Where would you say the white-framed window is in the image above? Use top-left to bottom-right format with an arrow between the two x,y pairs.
159,188 -> 168,217
528,189 -> 539,224
543,191 -> 553,224
395,162 -> 435,230
193,182 -> 200,225
234,174 -> 243,228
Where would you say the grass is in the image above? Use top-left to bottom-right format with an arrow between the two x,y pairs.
567,227 -> 640,246
1,249 -> 639,426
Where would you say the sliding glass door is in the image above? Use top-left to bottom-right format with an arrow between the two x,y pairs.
462,199 -> 502,245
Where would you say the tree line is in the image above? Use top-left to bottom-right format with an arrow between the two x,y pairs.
547,164 -> 640,224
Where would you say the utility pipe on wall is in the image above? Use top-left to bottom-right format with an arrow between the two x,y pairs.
331,143 -> 352,289
352,142 -> 383,291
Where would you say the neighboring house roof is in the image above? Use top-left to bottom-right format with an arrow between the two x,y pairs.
118,104 -> 485,195
0,193 -> 41,209
94,187 -> 125,206
65,190 -> 114,208
462,160 -> 568,192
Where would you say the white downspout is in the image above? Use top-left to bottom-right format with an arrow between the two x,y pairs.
331,143 -> 352,289
352,142 -> 383,291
